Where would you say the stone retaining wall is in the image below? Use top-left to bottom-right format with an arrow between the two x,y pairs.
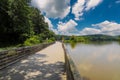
62,43 -> 81,80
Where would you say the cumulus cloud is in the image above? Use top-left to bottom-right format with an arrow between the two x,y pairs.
72,0 -> 85,20
80,28 -> 101,35
57,19 -> 78,35
85,0 -> 103,11
31,0 -> 70,19
44,16 -> 58,34
80,20 -> 120,35
44,16 -> 53,29
92,20 -> 120,32
115,0 -> 120,4
72,0 -> 102,20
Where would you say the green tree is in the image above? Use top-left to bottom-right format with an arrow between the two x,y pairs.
0,0 -> 55,47
0,0 -> 34,43
70,35 -> 77,42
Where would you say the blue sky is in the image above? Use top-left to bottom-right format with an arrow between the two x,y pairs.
31,0 -> 120,36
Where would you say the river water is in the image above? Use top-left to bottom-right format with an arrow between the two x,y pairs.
65,42 -> 120,80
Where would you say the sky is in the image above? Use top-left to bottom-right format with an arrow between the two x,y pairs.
31,0 -> 120,36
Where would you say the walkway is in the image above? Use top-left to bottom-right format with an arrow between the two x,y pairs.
0,42 -> 66,80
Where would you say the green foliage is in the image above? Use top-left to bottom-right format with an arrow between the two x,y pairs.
23,36 -> 40,46
23,35 -> 55,46
64,40 -> 71,43
46,39 -> 54,43
49,37 -> 55,41
0,0 -> 33,43
70,41 -> 77,49
47,37 -> 55,42
70,35 -> 77,42
61,34 -> 120,43
0,0 -> 55,48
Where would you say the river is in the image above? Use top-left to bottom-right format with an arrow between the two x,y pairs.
65,41 -> 120,80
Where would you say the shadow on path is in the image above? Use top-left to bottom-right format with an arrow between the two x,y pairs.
0,53 -> 65,80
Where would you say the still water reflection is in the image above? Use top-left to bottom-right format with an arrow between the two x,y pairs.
65,42 -> 120,80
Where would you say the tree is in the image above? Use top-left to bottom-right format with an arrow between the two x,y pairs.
31,8 -> 49,35
0,0 -> 55,47
0,0 -> 34,44
70,35 -> 77,42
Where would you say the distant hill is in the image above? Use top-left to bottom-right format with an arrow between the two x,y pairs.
56,34 -> 120,41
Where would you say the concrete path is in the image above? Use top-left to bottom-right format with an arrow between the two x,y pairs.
0,42 -> 66,80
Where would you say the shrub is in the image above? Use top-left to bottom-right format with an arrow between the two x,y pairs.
24,35 -> 40,46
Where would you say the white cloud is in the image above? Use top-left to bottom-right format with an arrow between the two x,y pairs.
57,19 -> 78,35
31,0 -> 70,19
115,0 -> 120,4
72,0 -> 102,20
80,28 -> 101,35
80,20 -> 120,36
72,0 -> 85,20
44,16 -> 58,34
92,20 -> 120,32
85,0 -> 103,11
44,16 -> 53,29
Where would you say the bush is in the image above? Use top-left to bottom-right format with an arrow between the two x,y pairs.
49,37 -> 55,41
23,35 -> 40,46
46,39 -> 53,43
45,37 -> 55,43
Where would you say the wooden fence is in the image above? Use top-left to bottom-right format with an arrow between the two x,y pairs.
0,43 -> 54,70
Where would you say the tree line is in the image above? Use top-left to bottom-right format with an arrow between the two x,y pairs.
57,34 -> 120,43
0,0 -> 55,47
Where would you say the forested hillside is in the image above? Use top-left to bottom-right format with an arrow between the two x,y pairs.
57,34 -> 120,43
0,0 -> 55,47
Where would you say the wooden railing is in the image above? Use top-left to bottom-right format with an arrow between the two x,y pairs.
0,43 -> 54,70
62,43 -> 81,80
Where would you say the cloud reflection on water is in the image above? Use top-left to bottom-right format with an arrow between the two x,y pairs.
66,42 -> 120,80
